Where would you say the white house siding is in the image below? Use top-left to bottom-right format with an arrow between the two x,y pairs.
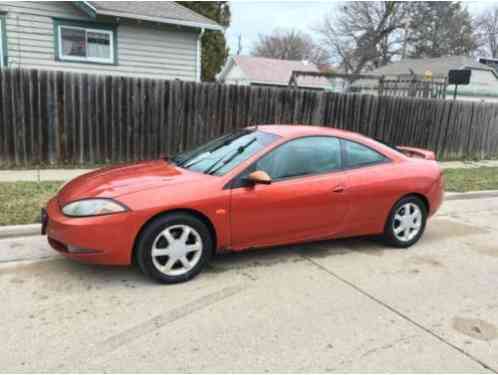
222,63 -> 250,86
117,22 -> 198,80
0,1 -> 200,81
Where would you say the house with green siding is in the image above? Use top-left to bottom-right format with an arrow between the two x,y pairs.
0,1 -> 221,81
352,56 -> 498,103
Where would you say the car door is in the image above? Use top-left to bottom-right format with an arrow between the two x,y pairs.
228,136 -> 350,250
339,138 -> 398,236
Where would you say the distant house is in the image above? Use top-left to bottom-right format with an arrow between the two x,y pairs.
317,63 -> 349,93
0,1 -> 222,81
479,57 -> 498,73
353,56 -> 498,102
217,55 -> 331,90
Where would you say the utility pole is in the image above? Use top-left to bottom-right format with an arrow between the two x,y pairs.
401,18 -> 410,60
236,34 -> 242,55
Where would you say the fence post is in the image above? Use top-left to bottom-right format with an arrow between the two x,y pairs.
378,75 -> 385,96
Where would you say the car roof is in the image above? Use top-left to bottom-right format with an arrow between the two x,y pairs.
252,124 -> 406,161
254,124 -> 364,141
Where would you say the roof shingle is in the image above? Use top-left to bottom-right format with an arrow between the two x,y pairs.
367,56 -> 492,77
87,1 -> 221,30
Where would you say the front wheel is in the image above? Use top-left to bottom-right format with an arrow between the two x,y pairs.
136,213 -> 213,283
383,196 -> 427,248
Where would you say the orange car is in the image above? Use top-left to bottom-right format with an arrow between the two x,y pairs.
43,125 -> 444,283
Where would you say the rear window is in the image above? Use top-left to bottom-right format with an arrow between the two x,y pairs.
343,140 -> 388,169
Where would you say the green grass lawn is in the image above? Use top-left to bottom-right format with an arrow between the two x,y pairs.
0,181 -> 63,226
444,167 -> 498,193
0,167 -> 497,226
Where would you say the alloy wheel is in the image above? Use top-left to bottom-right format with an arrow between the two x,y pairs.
392,203 -> 422,242
151,225 -> 203,276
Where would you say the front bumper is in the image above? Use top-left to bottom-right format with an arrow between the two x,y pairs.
44,198 -> 138,265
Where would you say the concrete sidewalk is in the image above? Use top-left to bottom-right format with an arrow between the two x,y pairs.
0,160 -> 497,182
0,168 -> 94,182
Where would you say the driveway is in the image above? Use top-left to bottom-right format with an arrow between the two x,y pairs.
0,197 -> 497,372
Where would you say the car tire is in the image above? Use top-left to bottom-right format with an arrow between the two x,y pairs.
383,195 -> 427,248
135,213 -> 213,284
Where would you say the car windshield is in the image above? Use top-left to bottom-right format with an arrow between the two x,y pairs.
171,129 -> 280,176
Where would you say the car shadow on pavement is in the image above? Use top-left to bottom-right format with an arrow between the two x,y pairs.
2,257 -> 151,287
206,236 -> 387,274
23,215 -> 492,287
6,236 -> 386,287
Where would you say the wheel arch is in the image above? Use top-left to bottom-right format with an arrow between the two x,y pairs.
131,208 -> 218,265
402,192 -> 430,213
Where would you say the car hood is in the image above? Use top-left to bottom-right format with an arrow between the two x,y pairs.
57,160 -> 207,206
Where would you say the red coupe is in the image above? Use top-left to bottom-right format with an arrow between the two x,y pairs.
43,125 -> 444,283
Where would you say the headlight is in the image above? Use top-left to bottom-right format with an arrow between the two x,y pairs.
62,199 -> 127,217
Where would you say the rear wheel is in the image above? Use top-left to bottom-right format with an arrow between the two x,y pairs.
136,213 -> 213,283
384,196 -> 427,248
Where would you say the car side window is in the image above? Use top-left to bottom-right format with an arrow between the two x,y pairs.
254,136 -> 342,180
343,140 -> 387,169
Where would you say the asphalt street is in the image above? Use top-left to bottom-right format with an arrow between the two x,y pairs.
0,196 -> 497,372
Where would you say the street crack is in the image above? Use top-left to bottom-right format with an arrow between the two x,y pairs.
302,255 -> 497,373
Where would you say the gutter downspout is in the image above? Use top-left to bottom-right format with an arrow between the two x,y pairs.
196,28 -> 204,82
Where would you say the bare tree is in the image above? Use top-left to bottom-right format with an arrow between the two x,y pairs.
251,29 -> 330,65
475,5 -> 498,58
313,2 -> 411,74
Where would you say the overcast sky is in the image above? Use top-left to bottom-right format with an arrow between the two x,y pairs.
225,1 -> 495,56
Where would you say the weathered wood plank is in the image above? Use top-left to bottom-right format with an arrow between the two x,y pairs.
1,67 -> 498,166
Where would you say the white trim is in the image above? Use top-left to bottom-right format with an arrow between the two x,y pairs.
95,9 -> 223,31
82,1 -> 97,13
0,18 -> 4,68
196,28 -> 204,82
216,56 -> 237,82
58,25 -> 115,64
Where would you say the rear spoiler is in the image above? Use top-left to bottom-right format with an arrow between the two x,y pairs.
396,146 -> 436,160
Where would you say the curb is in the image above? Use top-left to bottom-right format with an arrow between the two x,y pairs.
444,190 -> 498,201
0,224 -> 41,240
440,161 -> 498,170
0,190 -> 497,240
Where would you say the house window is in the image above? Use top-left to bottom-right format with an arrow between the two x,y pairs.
55,21 -> 116,64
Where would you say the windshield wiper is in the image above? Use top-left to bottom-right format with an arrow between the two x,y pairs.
203,138 -> 257,175
173,130 -> 252,168
171,155 -> 187,167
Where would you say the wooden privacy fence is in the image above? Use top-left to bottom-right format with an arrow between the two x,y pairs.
0,67 -> 498,166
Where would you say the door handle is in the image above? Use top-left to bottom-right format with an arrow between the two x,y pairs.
332,185 -> 345,193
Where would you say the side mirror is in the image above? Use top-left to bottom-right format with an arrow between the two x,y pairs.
246,170 -> 272,185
